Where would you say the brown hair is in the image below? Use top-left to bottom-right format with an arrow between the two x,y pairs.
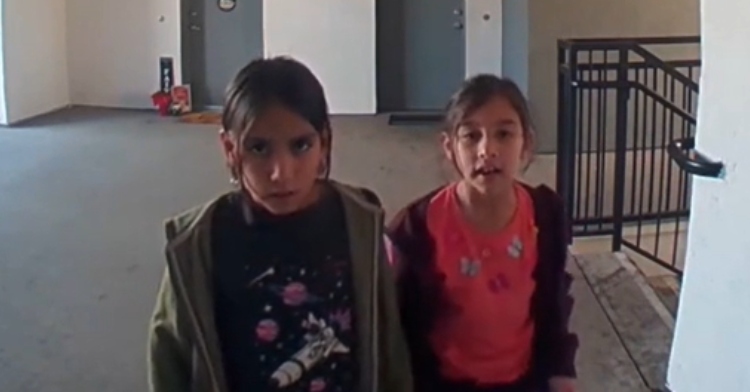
222,57 -> 332,180
441,75 -> 536,175
444,74 -> 535,150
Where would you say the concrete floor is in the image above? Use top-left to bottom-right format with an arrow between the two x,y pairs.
0,107 -> 652,391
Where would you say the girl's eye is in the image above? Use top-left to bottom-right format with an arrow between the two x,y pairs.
290,138 -> 314,155
461,131 -> 481,142
245,140 -> 270,156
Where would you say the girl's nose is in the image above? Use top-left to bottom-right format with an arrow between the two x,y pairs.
269,154 -> 294,182
478,137 -> 500,158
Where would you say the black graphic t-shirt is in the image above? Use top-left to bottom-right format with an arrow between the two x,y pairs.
211,186 -> 358,392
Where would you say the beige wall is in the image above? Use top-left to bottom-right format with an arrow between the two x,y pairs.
527,0 -> 701,152
2,0 -> 69,124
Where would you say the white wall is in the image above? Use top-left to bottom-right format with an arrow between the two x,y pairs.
66,0 -> 182,109
2,0 -> 69,124
2,0 -> 502,115
263,0 -> 376,114
4,0 -> 502,115
666,1 -> 750,391
465,0 -> 503,77
0,1 -> 6,125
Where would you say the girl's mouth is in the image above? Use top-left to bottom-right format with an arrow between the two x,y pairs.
267,190 -> 297,199
473,167 -> 502,177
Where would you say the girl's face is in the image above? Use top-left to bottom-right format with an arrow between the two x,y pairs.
443,95 -> 529,196
220,104 -> 329,215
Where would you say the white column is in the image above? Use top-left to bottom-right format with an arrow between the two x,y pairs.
465,0 -> 503,77
0,2 -> 6,125
263,0 -> 376,114
667,1 -> 750,391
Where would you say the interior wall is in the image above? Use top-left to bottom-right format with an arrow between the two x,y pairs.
528,0 -> 701,152
4,0 -> 502,116
66,0 -> 182,109
2,0 -> 69,124
1,0 -> 503,116
263,0 -> 376,114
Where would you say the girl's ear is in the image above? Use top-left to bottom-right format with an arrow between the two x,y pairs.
319,126 -> 332,154
441,131 -> 454,162
317,126 -> 332,177
219,129 -> 239,169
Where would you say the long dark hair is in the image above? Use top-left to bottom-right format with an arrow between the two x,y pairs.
444,74 -> 534,143
443,75 -> 535,172
222,57 -> 332,181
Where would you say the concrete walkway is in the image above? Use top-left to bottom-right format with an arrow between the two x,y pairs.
0,108 -> 653,391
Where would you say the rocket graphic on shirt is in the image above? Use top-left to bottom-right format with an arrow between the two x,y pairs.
269,313 -> 350,388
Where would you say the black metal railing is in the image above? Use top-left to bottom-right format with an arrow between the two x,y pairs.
556,36 -> 701,274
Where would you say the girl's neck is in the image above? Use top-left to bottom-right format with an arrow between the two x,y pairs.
455,180 -> 517,233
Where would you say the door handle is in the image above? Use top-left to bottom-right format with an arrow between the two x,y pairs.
189,24 -> 201,31
453,21 -> 464,30
667,137 -> 725,178
454,8 -> 463,16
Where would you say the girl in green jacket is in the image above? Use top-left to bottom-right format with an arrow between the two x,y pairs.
147,57 -> 412,392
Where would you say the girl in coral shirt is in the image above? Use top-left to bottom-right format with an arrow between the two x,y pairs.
387,75 -> 578,392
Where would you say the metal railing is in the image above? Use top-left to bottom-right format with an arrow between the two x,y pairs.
556,36 -> 701,274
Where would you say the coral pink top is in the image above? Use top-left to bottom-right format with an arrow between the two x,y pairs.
425,182 -> 538,384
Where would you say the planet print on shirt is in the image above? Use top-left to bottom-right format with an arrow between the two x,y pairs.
268,282 -> 324,306
255,319 -> 280,343
310,378 -> 327,392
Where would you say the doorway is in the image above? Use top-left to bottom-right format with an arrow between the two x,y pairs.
181,0 -> 264,108
377,0 -> 466,113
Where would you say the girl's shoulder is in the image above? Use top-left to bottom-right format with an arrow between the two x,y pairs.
518,182 -> 563,204
517,182 -> 570,244
327,180 -> 382,209
386,184 -> 452,245
390,184 -> 448,220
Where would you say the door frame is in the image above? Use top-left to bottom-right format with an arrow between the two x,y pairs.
464,0 -> 503,78
375,0 -> 406,113
179,0 -> 207,108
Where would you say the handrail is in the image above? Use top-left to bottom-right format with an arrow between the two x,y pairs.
557,38 -> 700,92
629,82 -> 697,123
558,36 -> 700,45
577,59 -> 701,72
667,137 -> 725,178
567,80 -> 697,123
630,45 -> 700,92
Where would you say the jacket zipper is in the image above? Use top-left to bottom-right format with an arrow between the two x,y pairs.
167,250 -> 223,392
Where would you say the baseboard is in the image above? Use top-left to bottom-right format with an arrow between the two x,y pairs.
387,111 -> 443,126
4,104 -> 74,126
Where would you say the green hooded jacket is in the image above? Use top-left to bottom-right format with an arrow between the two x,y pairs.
147,181 -> 414,392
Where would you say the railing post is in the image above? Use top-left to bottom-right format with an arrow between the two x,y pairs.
556,42 -> 578,225
612,47 -> 630,251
